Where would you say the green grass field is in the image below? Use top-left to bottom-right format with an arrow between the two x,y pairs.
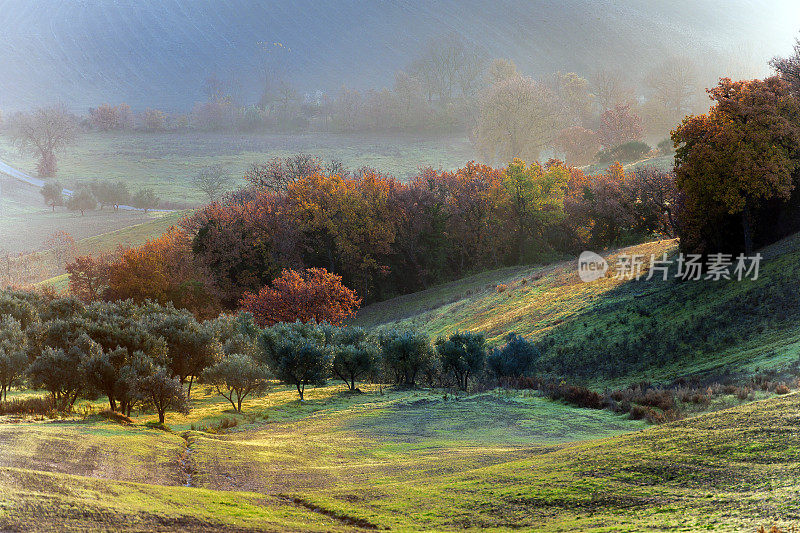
0,131 -> 475,205
2,381 -> 799,531
6,228 -> 800,530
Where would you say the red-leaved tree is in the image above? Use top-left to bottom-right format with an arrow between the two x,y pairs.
240,268 -> 361,327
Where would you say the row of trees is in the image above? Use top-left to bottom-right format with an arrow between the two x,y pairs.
0,289 -> 541,419
173,155 -> 675,308
40,181 -> 160,214
63,155 -> 675,315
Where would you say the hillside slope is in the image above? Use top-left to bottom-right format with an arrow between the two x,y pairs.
355,234 -> 800,386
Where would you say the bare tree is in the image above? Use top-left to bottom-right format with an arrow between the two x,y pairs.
244,154 -> 323,192
593,69 -> 636,111
257,41 -> 292,111
771,36 -> 800,94
474,74 -> 559,164
409,34 -> 486,104
193,164 -> 233,203
645,56 -> 702,122
333,87 -> 363,132
11,105 -> 77,177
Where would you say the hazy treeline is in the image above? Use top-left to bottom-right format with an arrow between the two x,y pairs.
0,34 -> 755,166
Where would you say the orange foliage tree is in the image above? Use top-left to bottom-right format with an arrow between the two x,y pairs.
66,254 -> 111,302
239,267 -> 361,327
105,227 -> 217,317
673,76 -> 800,254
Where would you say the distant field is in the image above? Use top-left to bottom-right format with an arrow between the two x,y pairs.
0,131 -> 475,205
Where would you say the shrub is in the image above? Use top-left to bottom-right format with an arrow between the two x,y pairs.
487,333 -> 540,379
595,141 -> 651,163
200,416 -> 240,434
546,382 -> 604,409
657,138 -> 674,154
0,395 -> 57,417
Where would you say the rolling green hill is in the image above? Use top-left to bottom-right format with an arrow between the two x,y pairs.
355,233 -> 800,388
6,233 -> 800,530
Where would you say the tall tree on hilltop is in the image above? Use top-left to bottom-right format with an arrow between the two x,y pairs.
673,76 -> 800,254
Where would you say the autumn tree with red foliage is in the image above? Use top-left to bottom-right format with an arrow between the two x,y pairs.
554,126 -> 600,166
240,268 -> 361,327
66,254 -> 111,302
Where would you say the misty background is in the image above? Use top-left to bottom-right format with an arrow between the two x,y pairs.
0,0 -> 796,113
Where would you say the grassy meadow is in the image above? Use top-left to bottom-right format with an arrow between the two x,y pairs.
0,131 -> 475,205
3,233 -> 800,530
3,380 -> 800,531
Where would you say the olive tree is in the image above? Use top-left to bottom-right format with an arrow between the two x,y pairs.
0,315 -> 28,402
28,333 -> 98,411
330,327 -> 378,391
379,329 -> 434,387
486,333 -> 540,379
66,186 -> 97,216
132,187 -> 160,213
138,366 -> 189,424
258,321 -> 330,400
203,353 -> 269,412
79,346 -> 130,412
144,312 -> 220,398
436,331 -> 486,391
40,182 -> 64,211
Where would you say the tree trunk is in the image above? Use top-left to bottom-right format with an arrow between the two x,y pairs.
158,410 -> 165,424
108,396 -> 116,412
187,375 -> 194,399
742,199 -> 754,255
